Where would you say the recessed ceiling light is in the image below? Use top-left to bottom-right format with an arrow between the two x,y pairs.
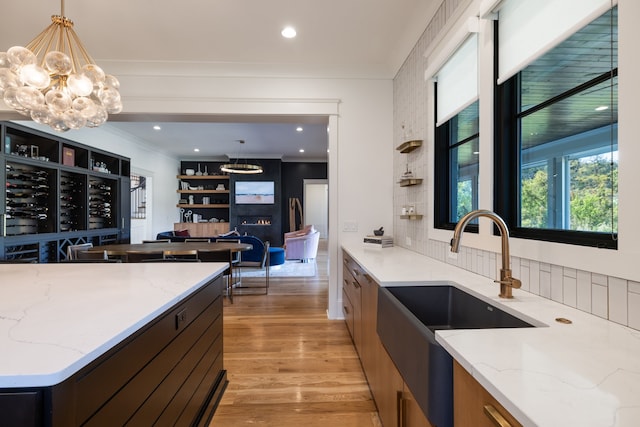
299,149 -> 305,153
296,126 -> 303,132
194,148 -> 200,152
281,26 -> 297,39
153,125 -> 161,131
595,105 -> 609,111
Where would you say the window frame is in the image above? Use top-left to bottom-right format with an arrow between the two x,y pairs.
493,20 -> 618,249
433,89 -> 480,232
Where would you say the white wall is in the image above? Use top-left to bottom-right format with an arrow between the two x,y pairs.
394,0 -> 640,330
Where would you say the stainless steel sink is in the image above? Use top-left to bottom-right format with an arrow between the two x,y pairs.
377,284 -> 534,427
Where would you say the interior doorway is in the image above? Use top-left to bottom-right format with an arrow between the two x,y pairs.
304,179 -> 328,239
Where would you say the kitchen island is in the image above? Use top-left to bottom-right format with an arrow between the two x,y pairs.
0,262 -> 228,426
342,242 -> 640,427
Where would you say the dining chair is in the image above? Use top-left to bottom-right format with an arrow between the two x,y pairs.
197,249 -> 234,303
163,249 -> 199,260
77,249 -> 108,261
215,238 -> 242,285
125,250 -> 164,263
66,242 -> 93,260
235,241 -> 269,295
142,239 -> 171,243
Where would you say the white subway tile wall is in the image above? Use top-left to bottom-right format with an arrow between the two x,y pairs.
394,0 -> 639,331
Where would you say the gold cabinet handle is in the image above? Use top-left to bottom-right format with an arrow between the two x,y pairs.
352,280 -> 361,289
352,268 -> 360,276
363,273 -> 373,283
483,404 -> 512,427
343,257 -> 349,265
396,391 -> 404,427
343,278 -> 349,287
343,305 -> 349,314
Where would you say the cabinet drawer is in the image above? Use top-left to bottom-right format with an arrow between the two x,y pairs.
342,289 -> 354,338
343,264 -> 361,304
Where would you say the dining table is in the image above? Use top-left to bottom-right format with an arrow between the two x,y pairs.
86,241 -> 253,259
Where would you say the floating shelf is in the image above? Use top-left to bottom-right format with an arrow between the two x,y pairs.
176,204 -> 230,208
177,190 -> 229,194
400,214 -> 423,220
177,175 -> 229,180
398,178 -> 423,187
396,140 -> 423,153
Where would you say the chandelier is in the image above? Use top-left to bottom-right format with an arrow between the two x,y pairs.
0,0 -> 122,132
220,140 -> 263,174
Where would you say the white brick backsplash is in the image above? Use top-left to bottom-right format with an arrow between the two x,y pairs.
563,268 -> 578,308
551,265 -> 563,303
592,276 -> 609,319
608,277 -> 628,326
576,270 -> 592,313
628,281 -> 640,330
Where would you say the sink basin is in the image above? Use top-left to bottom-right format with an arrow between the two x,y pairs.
377,284 -> 534,427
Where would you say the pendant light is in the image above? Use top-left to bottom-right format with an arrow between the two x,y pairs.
0,0 -> 122,132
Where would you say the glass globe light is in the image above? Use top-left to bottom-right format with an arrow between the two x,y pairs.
98,86 -> 122,112
86,105 -> 108,128
16,86 -> 45,109
30,105 -> 52,125
19,64 -> 51,89
45,89 -> 72,112
3,87 -> 24,110
0,68 -> 20,94
67,73 -> 93,97
44,51 -> 73,74
72,96 -> 98,118
6,46 -> 36,71
62,109 -> 87,129
49,114 -> 69,132
82,64 -> 105,85
0,52 -> 10,68
104,74 -> 120,90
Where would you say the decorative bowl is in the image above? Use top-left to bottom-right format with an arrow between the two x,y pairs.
185,169 -> 195,176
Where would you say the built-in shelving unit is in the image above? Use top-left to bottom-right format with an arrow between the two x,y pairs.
1,121 -> 131,262
175,164 -> 231,235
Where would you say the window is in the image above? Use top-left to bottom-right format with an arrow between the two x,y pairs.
433,33 -> 479,230
495,6 -> 617,248
130,174 -> 147,219
434,100 -> 479,229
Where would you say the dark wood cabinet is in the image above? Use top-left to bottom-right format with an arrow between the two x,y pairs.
343,251 -> 433,427
0,275 -> 227,426
1,121 -> 131,261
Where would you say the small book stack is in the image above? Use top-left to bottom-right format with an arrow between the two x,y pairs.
363,235 -> 394,248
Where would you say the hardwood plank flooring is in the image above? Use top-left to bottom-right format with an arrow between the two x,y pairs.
210,242 -> 382,426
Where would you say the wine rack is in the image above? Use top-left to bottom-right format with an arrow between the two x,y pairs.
60,171 -> 86,232
5,162 -> 55,236
1,121 -> 131,261
89,177 -> 116,230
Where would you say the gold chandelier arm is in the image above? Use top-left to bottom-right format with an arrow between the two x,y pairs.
68,28 -> 96,66
25,22 -> 58,58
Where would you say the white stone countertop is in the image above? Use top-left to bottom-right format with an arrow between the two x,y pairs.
0,262 -> 227,388
343,243 -> 640,427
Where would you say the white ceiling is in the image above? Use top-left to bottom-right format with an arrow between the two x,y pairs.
0,0 -> 439,160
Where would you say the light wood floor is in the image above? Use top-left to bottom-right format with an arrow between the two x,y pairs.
210,242 -> 382,426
